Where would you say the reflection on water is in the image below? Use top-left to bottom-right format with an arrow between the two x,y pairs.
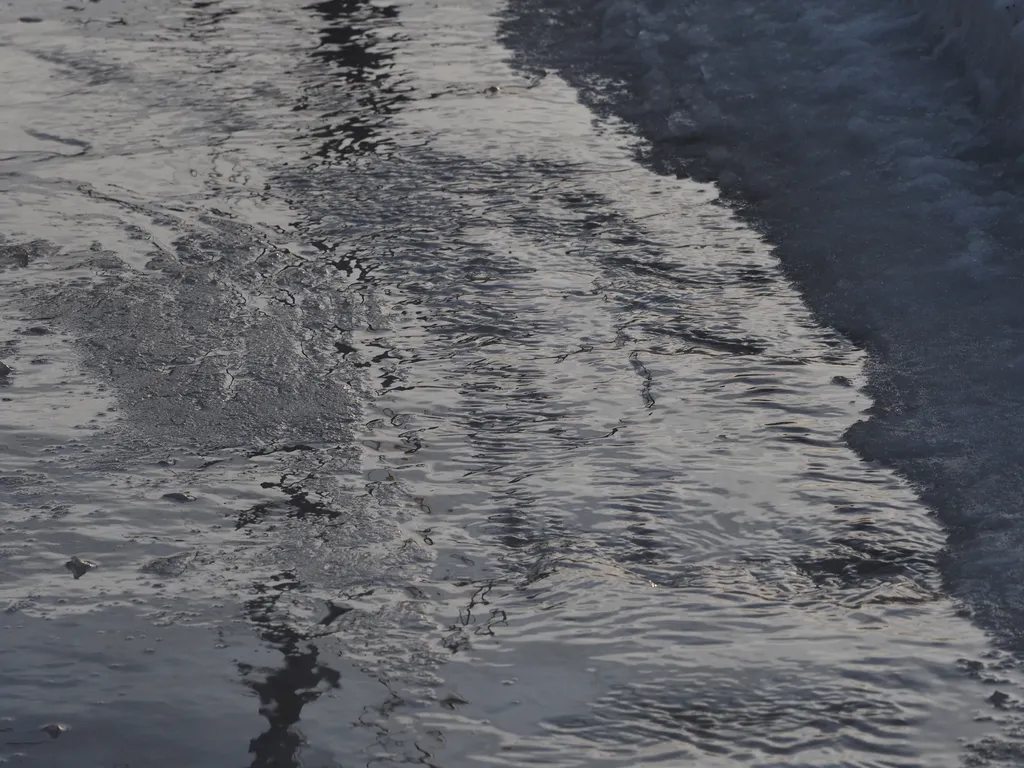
0,0 -> 1022,764
242,572 -> 341,768
233,0 -> 411,752
303,0 -> 408,163
183,0 -> 238,34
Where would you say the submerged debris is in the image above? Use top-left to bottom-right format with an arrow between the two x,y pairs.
0,362 -> 10,377
65,556 -> 99,579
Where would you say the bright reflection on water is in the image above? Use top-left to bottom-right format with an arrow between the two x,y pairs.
0,0 -> 1019,765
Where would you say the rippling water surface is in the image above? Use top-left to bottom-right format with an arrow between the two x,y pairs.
1,0 -> 1023,765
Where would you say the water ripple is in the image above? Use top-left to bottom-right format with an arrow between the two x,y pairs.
0,0 -> 1018,764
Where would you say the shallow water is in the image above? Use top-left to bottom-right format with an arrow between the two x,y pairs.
1,0 -> 1023,765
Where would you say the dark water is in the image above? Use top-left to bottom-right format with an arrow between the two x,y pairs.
2,0 -> 1024,765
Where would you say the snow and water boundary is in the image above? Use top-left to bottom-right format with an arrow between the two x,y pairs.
499,0 -> 1024,651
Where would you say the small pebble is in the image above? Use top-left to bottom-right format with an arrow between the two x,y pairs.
65,555 -> 99,579
40,723 -> 69,739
